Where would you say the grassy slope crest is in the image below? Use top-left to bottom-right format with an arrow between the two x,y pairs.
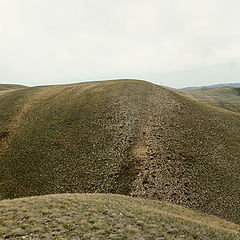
0,194 -> 239,239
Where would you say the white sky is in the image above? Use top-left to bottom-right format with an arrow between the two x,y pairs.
0,0 -> 240,88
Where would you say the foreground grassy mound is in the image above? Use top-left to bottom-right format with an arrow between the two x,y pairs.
181,87 -> 240,113
0,80 -> 240,224
0,194 -> 239,239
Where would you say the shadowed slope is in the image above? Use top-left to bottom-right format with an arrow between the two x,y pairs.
0,80 -> 240,224
1,194 -> 239,239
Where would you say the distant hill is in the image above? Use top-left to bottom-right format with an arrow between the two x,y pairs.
181,83 -> 240,90
0,80 -> 240,224
0,84 -> 26,91
181,86 -> 240,113
0,194 -> 239,239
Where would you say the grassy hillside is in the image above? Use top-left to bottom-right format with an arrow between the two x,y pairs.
0,84 -> 26,91
181,87 -> 240,113
0,80 -> 240,224
0,194 -> 239,239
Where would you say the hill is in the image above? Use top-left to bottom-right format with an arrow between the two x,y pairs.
0,80 -> 240,224
0,193 -> 239,239
181,83 -> 240,90
0,84 -> 26,91
181,87 -> 240,113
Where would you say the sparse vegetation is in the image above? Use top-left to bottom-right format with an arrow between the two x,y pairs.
0,194 -> 239,239
1,80 -> 240,225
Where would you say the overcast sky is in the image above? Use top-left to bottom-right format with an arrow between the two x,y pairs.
0,0 -> 240,88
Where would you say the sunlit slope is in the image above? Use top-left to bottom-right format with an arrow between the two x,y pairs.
181,87 -> 240,113
0,80 -> 240,224
0,194 -> 239,239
